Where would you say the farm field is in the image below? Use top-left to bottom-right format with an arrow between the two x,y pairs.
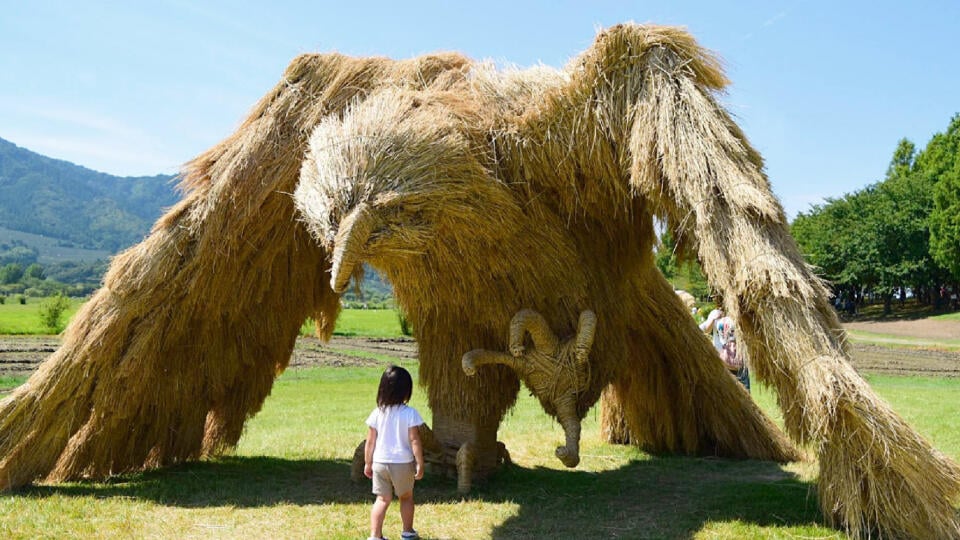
0,309 -> 958,538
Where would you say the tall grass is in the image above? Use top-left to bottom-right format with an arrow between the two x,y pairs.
1,364 -> 956,539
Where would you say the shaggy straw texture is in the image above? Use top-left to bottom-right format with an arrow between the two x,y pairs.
1,23 -> 957,539
295,42 -> 799,478
0,52 -> 469,488
296,24 -> 959,538
622,27 -> 960,538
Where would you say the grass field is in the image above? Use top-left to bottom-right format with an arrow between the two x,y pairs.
300,309 -> 404,338
1,362 -> 957,539
0,302 -> 403,337
0,297 -> 84,335
1,304 -> 958,538
935,310 -> 960,321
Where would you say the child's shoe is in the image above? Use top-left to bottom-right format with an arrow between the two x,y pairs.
400,530 -> 419,540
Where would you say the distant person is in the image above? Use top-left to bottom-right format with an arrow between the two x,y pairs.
699,299 -> 724,350
844,297 -> 856,318
700,303 -> 750,391
364,365 -> 425,540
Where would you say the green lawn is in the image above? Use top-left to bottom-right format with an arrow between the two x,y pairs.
1,363 -> 957,539
0,301 -> 405,338
1,303 -> 958,537
302,308 -> 405,338
0,297 -> 84,335
934,310 -> 960,321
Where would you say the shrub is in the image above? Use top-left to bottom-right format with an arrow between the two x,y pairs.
398,311 -> 413,336
17,295 -> 26,305
38,293 -> 71,333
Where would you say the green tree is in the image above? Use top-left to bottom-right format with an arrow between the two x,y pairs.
918,114 -> 960,280
0,243 -> 39,266
654,229 -> 710,299
886,138 -> 916,179
654,229 -> 679,278
24,263 -> 45,280
793,138 -> 942,314
38,293 -> 72,333
0,263 -> 24,284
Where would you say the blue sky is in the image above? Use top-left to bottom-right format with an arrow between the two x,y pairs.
1,1 -> 957,219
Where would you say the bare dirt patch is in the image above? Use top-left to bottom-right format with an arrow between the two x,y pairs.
844,318 -> 960,340
0,336 -> 417,380
849,343 -> 960,377
289,336 -> 417,368
0,330 -> 956,390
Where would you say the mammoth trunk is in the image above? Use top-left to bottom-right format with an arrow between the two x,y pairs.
330,203 -> 377,293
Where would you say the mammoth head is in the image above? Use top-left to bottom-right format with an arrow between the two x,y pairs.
294,86 -> 519,293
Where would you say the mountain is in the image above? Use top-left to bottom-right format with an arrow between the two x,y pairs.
0,136 -> 180,253
0,136 -> 398,301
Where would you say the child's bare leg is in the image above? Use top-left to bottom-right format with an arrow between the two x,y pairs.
398,490 -> 415,532
370,494 -> 391,538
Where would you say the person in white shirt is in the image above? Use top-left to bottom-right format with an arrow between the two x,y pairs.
364,365 -> 425,540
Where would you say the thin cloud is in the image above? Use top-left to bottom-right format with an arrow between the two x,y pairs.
742,4 -> 793,41
763,11 -> 788,27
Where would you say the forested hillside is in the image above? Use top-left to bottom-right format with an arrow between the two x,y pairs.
0,137 -> 180,251
0,136 -> 399,301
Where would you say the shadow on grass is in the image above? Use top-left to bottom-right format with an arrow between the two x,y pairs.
847,301 -> 954,322
13,454 -> 821,538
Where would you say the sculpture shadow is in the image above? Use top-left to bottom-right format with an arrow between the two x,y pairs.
11,454 -> 821,538
477,457 -> 821,539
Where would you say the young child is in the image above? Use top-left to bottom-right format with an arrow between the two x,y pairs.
364,365 -> 425,540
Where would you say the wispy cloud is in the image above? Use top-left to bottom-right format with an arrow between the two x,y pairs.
742,4 -> 793,41
763,11 -> 789,28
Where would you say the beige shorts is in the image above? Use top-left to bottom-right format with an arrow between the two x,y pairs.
371,461 -> 416,497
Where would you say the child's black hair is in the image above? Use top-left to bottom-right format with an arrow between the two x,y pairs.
376,365 -> 413,408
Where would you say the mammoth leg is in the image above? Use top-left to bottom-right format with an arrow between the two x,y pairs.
351,440 -> 366,483
455,442 -> 475,494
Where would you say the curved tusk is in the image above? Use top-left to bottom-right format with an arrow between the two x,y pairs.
329,202 -> 377,293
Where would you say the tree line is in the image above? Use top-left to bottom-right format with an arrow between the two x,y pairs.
0,240 -> 106,300
791,114 -> 960,314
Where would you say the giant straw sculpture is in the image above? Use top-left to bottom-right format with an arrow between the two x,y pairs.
1,24 -> 957,539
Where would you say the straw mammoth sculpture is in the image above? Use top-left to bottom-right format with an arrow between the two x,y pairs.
0,24 -> 957,539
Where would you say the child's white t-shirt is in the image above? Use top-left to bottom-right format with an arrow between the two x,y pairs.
365,404 -> 425,463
